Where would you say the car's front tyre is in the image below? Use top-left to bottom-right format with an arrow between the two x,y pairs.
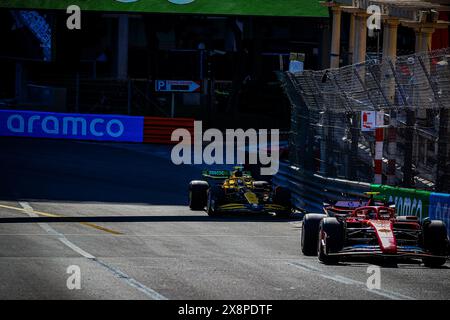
301,213 -> 326,256
318,217 -> 344,265
422,220 -> 448,268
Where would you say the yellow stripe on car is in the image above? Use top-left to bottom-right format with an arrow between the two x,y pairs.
244,192 -> 259,204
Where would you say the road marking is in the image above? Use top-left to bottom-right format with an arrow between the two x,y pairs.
79,222 -> 122,235
0,233 -> 295,238
94,259 -> 168,300
0,203 -> 122,235
19,202 -> 95,259
17,201 -> 168,300
75,234 -> 295,238
288,261 -> 321,272
288,261 -> 415,300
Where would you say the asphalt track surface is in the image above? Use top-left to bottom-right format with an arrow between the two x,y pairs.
0,137 -> 449,300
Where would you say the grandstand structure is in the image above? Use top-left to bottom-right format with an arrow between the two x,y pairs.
324,0 -> 450,67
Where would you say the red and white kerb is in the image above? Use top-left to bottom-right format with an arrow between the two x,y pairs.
374,112 -> 384,184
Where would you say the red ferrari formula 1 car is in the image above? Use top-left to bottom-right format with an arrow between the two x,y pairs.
301,202 -> 449,267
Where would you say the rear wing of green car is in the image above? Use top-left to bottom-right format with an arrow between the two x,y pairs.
202,170 -> 231,180
201,169 -> 252,180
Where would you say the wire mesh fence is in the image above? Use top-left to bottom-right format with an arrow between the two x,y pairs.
280,48 -> 450,192
1,68 -> 171,117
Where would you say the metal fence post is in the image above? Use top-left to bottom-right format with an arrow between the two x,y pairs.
75,72 -> 80,113
128,79 -> 132,115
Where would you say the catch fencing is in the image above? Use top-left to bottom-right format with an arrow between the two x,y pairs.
274,160 -> 450,234
273,161 -> 370,213
280,48 -> 450,192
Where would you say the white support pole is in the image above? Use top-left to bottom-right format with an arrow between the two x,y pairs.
374,111 -> 385,184
374,125 -> 384,185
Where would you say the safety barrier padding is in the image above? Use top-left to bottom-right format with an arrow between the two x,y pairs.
143,117 -> 194,144
429,193 -> 450,235
0,109 -> 196,145
275,160 -> 450,235
273,161 -> 371,213
370,185 -> 431,220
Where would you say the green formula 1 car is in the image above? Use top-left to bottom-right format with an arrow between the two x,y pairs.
188,167 -> 292,217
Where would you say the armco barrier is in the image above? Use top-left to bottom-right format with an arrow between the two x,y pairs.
0,109 -> 194,145
370,185 -> 431,221
143,117 -> 194,144
429,193 -> 450,235
273,161 -> 370,213
276,160 -> 450,235
273,162 -> 450,222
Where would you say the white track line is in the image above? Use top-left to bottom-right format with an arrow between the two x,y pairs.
18,201 -> 168,300
0,233 -> 295,238
288,261 -> 415,300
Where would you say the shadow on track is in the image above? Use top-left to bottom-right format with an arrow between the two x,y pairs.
0,138 -> 201,205
0,214 -> 302,224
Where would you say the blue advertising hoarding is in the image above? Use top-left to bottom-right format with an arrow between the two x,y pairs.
429,192 -> 450,235
0,110 -> 144,142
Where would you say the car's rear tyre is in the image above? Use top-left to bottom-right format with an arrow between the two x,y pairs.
422,220 -> 448,268
189,181 -> 208,210
301,213 -> 326,256
273,186 -> 292,218
206,186 -> 222,217
318,217 -> 344,265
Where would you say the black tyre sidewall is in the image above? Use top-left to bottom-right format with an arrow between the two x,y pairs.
318,218 -> 344,264
189,181 -> 208,210
301,214 -> 325,256
207,188 -> 220,217
422,220 -> 448,267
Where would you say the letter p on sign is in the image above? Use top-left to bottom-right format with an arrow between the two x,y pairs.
156,80 -> 167,92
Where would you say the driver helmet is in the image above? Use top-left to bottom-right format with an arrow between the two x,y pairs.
233,169 -> 243,178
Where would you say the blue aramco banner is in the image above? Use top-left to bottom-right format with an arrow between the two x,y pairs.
0,110 -> 144,142
429,192 -> 450,234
